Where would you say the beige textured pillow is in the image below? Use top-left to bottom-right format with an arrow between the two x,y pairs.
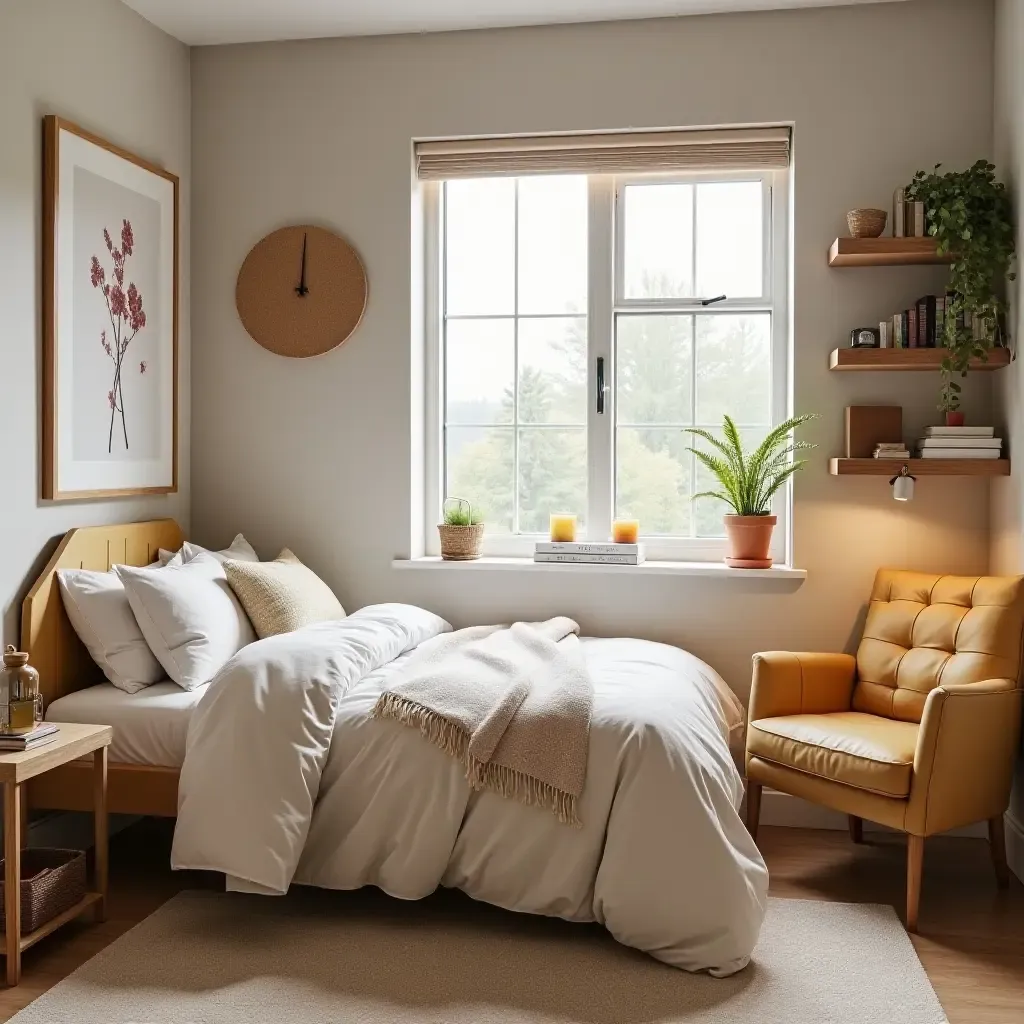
223,550 -> 346,640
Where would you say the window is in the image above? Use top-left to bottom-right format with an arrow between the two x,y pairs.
423,151 -> 789,562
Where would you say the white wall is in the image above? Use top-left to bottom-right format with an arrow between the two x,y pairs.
0,0 -> 191,645
191,0 -> 994,702
991,0 -> 1024,878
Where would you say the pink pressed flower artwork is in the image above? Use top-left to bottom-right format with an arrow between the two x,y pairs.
90,218 -> 147,453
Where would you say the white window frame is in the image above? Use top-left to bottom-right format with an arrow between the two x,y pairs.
422,167 -> 791,563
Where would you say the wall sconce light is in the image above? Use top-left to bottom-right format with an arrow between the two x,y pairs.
890,465 -> 916,502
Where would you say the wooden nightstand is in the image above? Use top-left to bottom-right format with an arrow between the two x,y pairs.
0,723 -> 111,985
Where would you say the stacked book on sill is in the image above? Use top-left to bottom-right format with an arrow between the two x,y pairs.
877,295 -> 987,350
915,426 -> 1002,459
0,722 -> 59,752
534,542 -> 646,566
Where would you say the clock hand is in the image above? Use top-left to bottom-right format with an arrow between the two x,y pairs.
295,232 -> 309,297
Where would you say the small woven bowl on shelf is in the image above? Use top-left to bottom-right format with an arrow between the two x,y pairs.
846,208 -> 888,238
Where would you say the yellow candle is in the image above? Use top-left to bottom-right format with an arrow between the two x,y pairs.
613,518 -> 640,544
549,513 -> 577,543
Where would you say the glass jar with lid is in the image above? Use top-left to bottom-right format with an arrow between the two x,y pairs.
1,646 -> 42,735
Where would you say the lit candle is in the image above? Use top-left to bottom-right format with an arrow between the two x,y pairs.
549,513 -> 577,543
613,518 -> 640,544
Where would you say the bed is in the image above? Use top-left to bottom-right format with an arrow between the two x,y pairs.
24,519 -> 768,974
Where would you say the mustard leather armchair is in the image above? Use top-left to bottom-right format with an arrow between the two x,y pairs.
745,569 -> 1024,931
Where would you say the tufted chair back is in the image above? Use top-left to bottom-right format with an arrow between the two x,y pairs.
853,569 -> 1024,723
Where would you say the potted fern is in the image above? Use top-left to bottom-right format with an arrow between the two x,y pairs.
686,415 -> 815,568
438,497 -> 484,561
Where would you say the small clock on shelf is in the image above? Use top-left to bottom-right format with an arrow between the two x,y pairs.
849,327 -> 881,348
235,224 -> 368,358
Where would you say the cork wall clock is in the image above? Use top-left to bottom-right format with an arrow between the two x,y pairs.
236,225 -> 368,358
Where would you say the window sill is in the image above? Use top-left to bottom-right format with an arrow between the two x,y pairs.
392,556 -> 806,580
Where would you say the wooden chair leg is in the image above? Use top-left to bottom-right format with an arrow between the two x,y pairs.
745,781 -> 762,843
989,815 -> 1010,890
848,815 -> 864,844
906,834 -> 924,933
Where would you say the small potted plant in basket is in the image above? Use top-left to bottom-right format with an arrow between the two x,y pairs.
438,497 -> 484,561
686,414 -> 815,568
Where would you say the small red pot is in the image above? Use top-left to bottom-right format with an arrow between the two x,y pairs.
723,515 -> 777,569
945,410 -> 965,427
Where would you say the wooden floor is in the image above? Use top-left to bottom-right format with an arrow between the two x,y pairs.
0,818 -> 1020,1022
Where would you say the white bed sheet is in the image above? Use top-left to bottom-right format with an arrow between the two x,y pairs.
46,682 -> 206,767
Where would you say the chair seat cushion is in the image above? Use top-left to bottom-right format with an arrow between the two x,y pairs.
747,712 -> 919,797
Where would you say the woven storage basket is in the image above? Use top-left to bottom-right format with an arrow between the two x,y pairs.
0,848 -> 87,935
846,208 -> 888,238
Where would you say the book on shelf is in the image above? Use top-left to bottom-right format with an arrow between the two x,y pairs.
874,447 -> 911,459
922,425 -> 995,437
534,552 -> 646,566
918,436 -> 1001,449
0,723 -> 58,751
910,201 -> 926,237
915,448 -> 1001,459
907,306 -> 918,348
878,321 -> 890,348
535,542 -> 643,555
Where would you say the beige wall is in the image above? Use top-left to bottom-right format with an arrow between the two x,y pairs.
0,0 -> 191,645
191,0 -> 994,701
992,0 -> 1024,870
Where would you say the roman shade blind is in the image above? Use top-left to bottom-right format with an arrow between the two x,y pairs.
415,127 -> 790,180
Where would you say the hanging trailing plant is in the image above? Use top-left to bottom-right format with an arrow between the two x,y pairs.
905,160 -> 1016,412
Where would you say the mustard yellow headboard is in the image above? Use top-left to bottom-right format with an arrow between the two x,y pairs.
20,519 -> 185,706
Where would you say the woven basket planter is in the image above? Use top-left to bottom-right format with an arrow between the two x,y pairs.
0,848 -> 87,935
846,208 -> 888,238
438,524 -> 484,561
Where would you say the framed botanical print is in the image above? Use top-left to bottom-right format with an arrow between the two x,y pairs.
43,116 -> 178,500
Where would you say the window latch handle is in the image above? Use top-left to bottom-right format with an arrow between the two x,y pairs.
701,294 -> 727,306
596,356 -> 609,414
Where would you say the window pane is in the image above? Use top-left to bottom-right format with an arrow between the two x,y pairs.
694,314 -> 771,426
518,176 -> 588,315
446,427 -> 514,533
517,428 -> 586,534
518,318 -> 586,425
616,314 -> 693,425
692,426 -> 769,537
695,182 -> 763,299
615,428 -> 691,535
446,319 -> 514,425
445,179 -> 515,315
623,183 -> 694,299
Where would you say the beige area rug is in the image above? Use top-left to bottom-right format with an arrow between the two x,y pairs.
11,889 -> 947,1024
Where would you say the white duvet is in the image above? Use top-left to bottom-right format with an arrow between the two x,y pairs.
171,604 -> 767,975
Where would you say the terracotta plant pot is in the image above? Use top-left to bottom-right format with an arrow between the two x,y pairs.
723,515 -> 777,569
945,411 -> 965,427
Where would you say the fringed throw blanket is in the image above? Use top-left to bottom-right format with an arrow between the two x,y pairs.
373,618 -> 592,826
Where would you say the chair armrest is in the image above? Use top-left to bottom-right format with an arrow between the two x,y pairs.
906,680 -> 1023,836
748,651 -> 857,723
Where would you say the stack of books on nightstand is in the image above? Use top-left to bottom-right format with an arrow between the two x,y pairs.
915,425 -> 1002,459
0,723 -> 58,752
874,442 -> 911,459
534,542 -> 646,566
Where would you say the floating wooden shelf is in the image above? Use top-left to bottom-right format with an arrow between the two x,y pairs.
830,458 -> 1009,477
829,347 -> 1010,371
828,237 -> 952,267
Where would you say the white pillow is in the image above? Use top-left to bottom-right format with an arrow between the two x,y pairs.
57,570 -> 166,694
158,534 -> 258,566
115,552 -> 256,691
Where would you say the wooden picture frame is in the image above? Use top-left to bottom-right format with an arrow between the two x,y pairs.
43,116 -> 179,500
